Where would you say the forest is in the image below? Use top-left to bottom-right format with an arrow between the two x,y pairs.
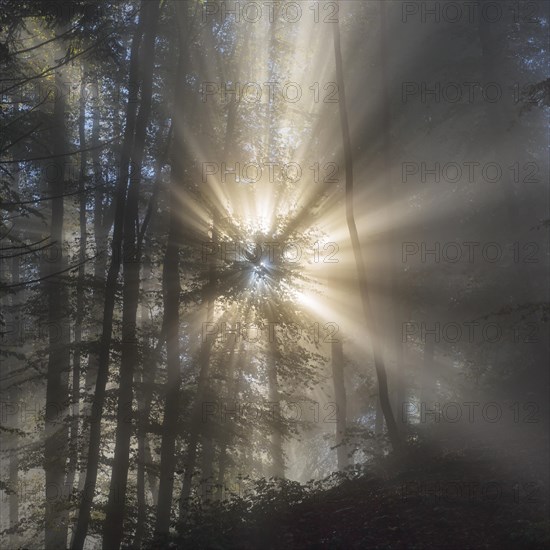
0,1 -> 549,549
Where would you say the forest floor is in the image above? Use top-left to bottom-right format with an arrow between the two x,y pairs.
268,450 -> 550,549
169,441 -> 550,550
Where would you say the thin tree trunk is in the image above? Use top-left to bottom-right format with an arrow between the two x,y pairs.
201,439 -> 215,501
214,80 -> 244,498
379,0 -> 407,430
133,257 -> 155,549
87,77 -> 106,396
375,393 -> 384,435
154,3 -> 190,536
420,338 -> 435,406
134,114 -> 172,545
133,325 -> 165,540
8,283 -> 20,550
133,259 -> 150,549
178,292 -> 216,515
134,371 -> 148,549
145,437 -> 159,505
78,76 -> 108,495
134,124 -> 172,538
199,210 -> 221,501
331,338 -> 349,470
8,152 -> 22,549
154,130 -> 185,538
8,367 -> 20,550
267,337 -> 284,478
178,314 -> 236,518
44,61 -> 71,550
215,343 -> 240,501
67,71 -> 87,498
394,311 -> 408,426
332,12 -> 401,452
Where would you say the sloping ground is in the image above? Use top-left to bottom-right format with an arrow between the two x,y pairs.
169,448 -> 549,550
278,463 -> 549,549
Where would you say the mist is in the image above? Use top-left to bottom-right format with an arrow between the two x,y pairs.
0,1 -> 548,548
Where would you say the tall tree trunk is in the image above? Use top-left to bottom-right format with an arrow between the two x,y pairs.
134,372 -> 148,549
154,4 -> 192,537
200,436 -> 215,502
8,275 -> 20,550
177,310 -> 236,517
103,3 -> 161,548
133,260 -> 148,549
331,338 -> 349,470
44,62 -> 71,550
134,318 -> 166,544
420,337 -> 435,407
375,394 -> 384,435
178,289 -> 217,515
214,81 -> 244,499
77,77 -> 110,496
154,125 -> 185,537
394,310 -> 408,427
133,118 -> 171,547
134,253 -> 154,549
67,71 -> 88,498
215,342 -> 242,501
71,5 -> 148,548
379,0 -> 406,430
267,337 -> 284,478
332,12 -> 401,452
128,205 -> 169,545
199,210 -> 220,501
7,151 -> 22,549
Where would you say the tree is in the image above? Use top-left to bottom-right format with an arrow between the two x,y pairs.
44,30 -> 71,549
155,2 -> 187,536
331,337 -> 348,470
332,11 -> 401,452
